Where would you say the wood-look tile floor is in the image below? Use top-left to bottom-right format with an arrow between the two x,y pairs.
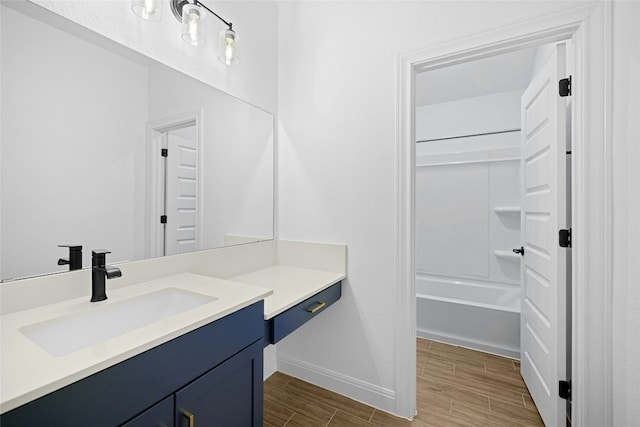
264,338 -> 544,426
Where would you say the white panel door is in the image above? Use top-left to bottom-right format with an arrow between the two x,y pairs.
165,130 -> 198,255
520,44 -> 568,427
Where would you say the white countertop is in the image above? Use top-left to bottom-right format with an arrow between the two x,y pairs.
231,265 -> 346,320
0,239 -> 347,415
0,273 -> 272,414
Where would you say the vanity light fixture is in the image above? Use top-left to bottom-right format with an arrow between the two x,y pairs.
132,0 -> 238,65
173,0 -> 238,65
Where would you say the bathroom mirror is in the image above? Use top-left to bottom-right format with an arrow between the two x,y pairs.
0,3 -> 274,282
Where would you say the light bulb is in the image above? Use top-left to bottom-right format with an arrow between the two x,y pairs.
181,4 -> 206,46
188,13 -> 200,42
144,0 -> 157,14
218,29 -> 238,65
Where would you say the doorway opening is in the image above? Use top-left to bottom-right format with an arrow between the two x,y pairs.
395,4 -> 612,425
145,111 -> 203,258
413,40 -> 573,427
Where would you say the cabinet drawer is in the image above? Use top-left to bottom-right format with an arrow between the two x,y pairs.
265,281 -> 341,344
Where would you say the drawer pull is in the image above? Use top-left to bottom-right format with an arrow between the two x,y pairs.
182,410 -> 195,427
306,301 -> 326,313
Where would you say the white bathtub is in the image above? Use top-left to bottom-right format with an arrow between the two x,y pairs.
416,275 -> 521,359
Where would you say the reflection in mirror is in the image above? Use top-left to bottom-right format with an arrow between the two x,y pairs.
0,3 -> 274,282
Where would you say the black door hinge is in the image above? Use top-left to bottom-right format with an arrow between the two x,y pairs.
559,228 -> 572,248
559,76 -> 572,97
161,148 -> 168,157
160,215 -> 167,224
559,380 -> 571,400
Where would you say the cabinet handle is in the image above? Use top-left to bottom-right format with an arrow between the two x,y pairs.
181,410 -> 195,427
306,301 -> 326,313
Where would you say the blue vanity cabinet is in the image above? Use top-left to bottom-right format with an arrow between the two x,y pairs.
265,281 -> 342,345
1,301 -> 264,427
121,396 -> 174,427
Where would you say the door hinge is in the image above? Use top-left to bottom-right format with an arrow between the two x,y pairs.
559,76 -> 572,97
161,148 -> 168,157
559,380 -> 571,400
160,215 -> 167,224
559,228 -> 572,248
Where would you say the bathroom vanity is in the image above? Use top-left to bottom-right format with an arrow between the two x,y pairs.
1,2 -> 345,425
0,240 -> 346,426
2,301 -> 265,426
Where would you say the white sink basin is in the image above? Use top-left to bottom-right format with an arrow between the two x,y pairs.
20,288 -> 216,357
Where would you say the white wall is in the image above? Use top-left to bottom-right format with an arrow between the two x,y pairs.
416,90 -> 522,143
275,0 -> 635,418
29,0 -> 278,114
1,6 -> 148,278
611,1 -> 640,424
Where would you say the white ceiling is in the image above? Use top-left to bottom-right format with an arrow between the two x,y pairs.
415,47 -> 538,106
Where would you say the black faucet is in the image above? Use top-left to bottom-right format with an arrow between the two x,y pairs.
91,250 -> 122,302
58,244 -> 83,271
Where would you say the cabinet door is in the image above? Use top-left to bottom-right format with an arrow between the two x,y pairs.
120,396 -> 174,427
175,340 -> 263,427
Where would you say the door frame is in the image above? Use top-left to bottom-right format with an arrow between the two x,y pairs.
395,2 -> 612,425
145,109 -> 204,258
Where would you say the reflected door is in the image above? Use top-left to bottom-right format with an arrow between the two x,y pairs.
163,126 -> 199,255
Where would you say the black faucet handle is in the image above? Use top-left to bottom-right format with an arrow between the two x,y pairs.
92,249 -> 112,256
58,244 -> 83,251
92,249 -> 112,268
58,245 -> 83,271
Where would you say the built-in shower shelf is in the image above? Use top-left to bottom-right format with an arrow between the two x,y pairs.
493,206 -> 521,216
494,250 -> 521,261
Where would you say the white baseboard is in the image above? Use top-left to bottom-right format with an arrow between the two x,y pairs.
263,344 -> 277,380
416,328 -> 520,359
277,355 -> 396,414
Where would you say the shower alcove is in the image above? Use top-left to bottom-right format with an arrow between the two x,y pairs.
413,49 -> 542,358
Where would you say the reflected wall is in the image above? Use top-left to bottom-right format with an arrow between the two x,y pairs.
0,3 -> 274,281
